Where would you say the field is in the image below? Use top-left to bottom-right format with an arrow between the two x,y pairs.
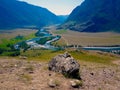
51,30 -> 120,46
0,29 -> 37,56
0,29 -> 37,43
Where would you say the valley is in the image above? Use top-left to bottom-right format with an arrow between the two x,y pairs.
0,28 -> 120,90
51,30 -> 120,46
0,0 -> 120,89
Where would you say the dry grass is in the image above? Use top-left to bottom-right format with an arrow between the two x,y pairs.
51,30 -> 120,46
0,56 -> 120,90
0,29 -> 37,43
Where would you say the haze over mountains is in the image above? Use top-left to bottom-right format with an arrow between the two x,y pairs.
63,0 -> 120,32
0,0 -> 62,29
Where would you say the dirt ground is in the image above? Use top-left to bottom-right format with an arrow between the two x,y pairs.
0,58 -> 120,90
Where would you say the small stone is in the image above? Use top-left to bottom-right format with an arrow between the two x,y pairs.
70,80 -> 82,88
19,56 -> 27,59
90,72 -> 94,76
14,64 -> 17,67
28,71 -> 34,74
1,81 -> 4,83
49,73 -> 52,76
48,79 -> 56,88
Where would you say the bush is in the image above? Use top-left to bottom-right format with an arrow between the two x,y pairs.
36,36 -> 55,45
2,50 -> 20,56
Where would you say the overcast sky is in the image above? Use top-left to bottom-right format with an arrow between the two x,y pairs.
19,0 -> 84,15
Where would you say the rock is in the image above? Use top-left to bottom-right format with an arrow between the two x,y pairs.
48,79 -> 58,88
70,80 -> 83,88
19,56 -> 27,59
48,52 -> 80,79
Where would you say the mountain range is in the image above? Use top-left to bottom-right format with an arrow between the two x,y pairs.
0,0 -> 61,29
63,0 -> 120,32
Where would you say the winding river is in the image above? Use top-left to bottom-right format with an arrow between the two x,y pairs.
15,29 -> 120,54
25,29 -> 60,50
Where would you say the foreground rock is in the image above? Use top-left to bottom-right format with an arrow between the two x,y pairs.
70,79 -> 83,88
48,52 -> 80,79
48,79 -> 59,88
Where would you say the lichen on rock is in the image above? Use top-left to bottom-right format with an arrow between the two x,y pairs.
48,52 -> 80,79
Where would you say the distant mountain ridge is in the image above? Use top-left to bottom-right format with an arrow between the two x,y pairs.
63,0 -> 120,32
58,15 -> 69,23
0,0 -> 60,29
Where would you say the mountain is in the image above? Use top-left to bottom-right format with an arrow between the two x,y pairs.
63,0 -> 120,32
0,0 -> 60,29
57,15 -> 68,23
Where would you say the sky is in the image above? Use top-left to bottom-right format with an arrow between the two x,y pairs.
19,0 -> 84,15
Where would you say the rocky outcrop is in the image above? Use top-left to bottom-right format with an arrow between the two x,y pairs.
48,52 -> 80,79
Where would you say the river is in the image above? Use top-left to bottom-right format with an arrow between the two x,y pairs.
14,29 -> 61,50
14,29 -> 120,54
82,46 -> 120,54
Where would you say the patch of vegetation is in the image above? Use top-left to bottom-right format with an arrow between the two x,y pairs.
20,49 -> 65,61
20,48 -> 118,64
52,38 -> 67,47
36,36 -> 55,45
35,32 -> 45,37
24,65 -> 34,72
54,79 -> 60,86
19,73 -> 32,83
69,50 -> 117,65
19,41 -> 30,52
0,33 -> 36,56
0,42 -> 20,56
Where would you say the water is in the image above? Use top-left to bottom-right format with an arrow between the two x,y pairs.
14,29 -> 61,50
82,47 -> 120,54
14,29 -> 120,54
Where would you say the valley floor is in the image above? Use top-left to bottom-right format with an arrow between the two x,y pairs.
0,57 -> 120,90
51,30 -> 120,46
0,28 -> 120,90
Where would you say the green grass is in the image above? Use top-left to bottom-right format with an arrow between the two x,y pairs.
0,33 -> 36,47
20,49 -> 65,61
69,50 -> 117,65
20,49 -> 118,65
0,33 -> 36,56
36,36 -> 55,45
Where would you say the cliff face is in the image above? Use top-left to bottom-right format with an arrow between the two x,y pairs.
0,0 -> 60,29
64,0 -> 120,32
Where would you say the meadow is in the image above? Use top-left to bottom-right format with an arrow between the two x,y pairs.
51,30 -> 120,46
0,29 -> 37,56
19,49 -> 119,65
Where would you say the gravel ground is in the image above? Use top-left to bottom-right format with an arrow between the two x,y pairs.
0,58 -> 120,90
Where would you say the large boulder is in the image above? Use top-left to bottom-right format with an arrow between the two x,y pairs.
48,52 -> 80,79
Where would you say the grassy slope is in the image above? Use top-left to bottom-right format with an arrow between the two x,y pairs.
19,49 -> 119,65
